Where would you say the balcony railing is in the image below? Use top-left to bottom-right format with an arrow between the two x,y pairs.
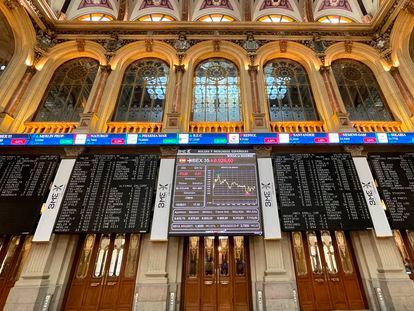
106,122 -> 163,133
23,122 -> 78,133
189,121 -> 244,133
270,121 -> 325,133
351,121 -> 403,132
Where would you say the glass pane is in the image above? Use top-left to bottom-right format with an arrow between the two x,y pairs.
204,237 -> 214,276
35,58 -> 99,122
94,235 -> 110,278
335,231 -> 354,274
307,231 -> 323,274
114,58 -> 169,122
292,232 -> 308,276
125,234 -> 140,278
218,237 -> 229,277
393,230 -> 414,275
321,231 -> 338,275
108,234 -> 125,277
331,59 -> 393,121
234,236 -> 246,276
264,59 -> 318,122
188,237 -> 199,277
76,234 -> 96,279
0,236 -> 20,277
192,59 -> 241,122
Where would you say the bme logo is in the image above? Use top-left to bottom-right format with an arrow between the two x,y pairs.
158,184 -> 169,208
261,183 -> 272,208
362,182 -> 377,206
48,184 -> 64,210
261,182 -> 271,190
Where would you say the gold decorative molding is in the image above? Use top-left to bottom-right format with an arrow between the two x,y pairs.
106,122 -> 162,133
351,121 -> 403,132
23,122 -> 78,133
270,121 -> 325,133
189,121 -> 244,133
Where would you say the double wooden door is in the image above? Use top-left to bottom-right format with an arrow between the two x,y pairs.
0,235 -> 31,309
182,236 -> 251,311
291,231 -> 367,311
393,229 -> 414,280
64,234 -> 141,311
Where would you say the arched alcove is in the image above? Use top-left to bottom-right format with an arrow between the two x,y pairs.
0,11 -> 14,76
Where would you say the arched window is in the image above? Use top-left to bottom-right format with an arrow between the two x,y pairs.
317,16 -> 353,24
264,59 -> 318,122
137,14 -> 175,21
258,15 -> 295,23
77,13 -> 114,21
113,58 -> 169,122
332,59 -> 393,121
192,59 -> 241,122
0,11 -> 14,77
198,14 -> 235,22
35,58 -> 99,122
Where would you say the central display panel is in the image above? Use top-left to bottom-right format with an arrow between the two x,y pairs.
169,150 -> 262,236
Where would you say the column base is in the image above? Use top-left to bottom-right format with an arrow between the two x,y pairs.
251,113 -> 269,132
164,112 -> 181,132
74,112 -> 99,133
264,281 -> 298,311
135,284 -> 169,311
0,112 -> 14,133
331,112 -> 355,132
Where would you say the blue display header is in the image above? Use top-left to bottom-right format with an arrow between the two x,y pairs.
0,132 -> 413,147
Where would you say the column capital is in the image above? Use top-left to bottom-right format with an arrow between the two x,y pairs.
248,65 -> 258,73
319,65 -> 331,73
26,65 -> 37,74
174,64 -> 185,73
99,64 -> 112,73
389,66 -> 400,75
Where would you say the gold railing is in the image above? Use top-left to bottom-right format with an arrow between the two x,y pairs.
270,121 -> 325,133
23,122 -> 78,133
106,122 -> 163,133
351,121 -> 403,132
189,121 -> 244,133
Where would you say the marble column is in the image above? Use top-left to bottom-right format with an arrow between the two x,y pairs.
0,66 -> 37,132
166,64 -> 185,131
248,65 -> 267,131
319,65 -> 353,131
389,66 -> 414,117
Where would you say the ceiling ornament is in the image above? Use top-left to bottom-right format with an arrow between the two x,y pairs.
200,0 -> 233,10
260,0 -> 293,11
78,0 -> 113,10
139,0 -> 174,10
318,0 -> 352,12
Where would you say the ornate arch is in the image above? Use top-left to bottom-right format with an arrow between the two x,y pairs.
181,40 -> 252,131
96,40 -> 178,131
325,42 -> 414,131
0,2 -> 36,113
390,11 -> 414,102
191,0 -> 241,21
255,41 -> 335,130
11,40 -> 107,132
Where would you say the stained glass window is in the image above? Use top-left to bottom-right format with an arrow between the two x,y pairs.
318,16 -> 353,24
258,15 -> 295,23
198,14 -> 235,22
35,58 -> 99,122
192,59 -> 241,122
264,59 -> 318,121
113,58 -> 169,122
138,14 -> 175,21
332,59 -> 393,121
77,13 -> 114,21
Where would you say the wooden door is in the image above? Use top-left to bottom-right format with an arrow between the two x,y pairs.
393,230 -> 414,280
291,231 -> 366,311
64,234 -> 141,311
0,235 -> 31,310
182,236 -> 251,311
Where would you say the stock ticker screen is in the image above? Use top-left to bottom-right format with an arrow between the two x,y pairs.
169,150 -> 263,236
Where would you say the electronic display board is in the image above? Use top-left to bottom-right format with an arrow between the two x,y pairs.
54,154 -> 159,233
368,153 -> 414,229
273,153 -> 372,231
169,150 -> 262,236
0,155 -> 60,234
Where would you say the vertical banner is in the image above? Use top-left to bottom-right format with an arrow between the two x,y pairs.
258,158 -> 282,239
33,159 -> 76,242
150,158 -> 175,241
353,157 -> 392,237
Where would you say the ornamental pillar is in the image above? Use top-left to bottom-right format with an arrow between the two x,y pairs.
0,66 -> 37,132
248,65 -> 267,131
165,64 -> 185,131
76,64 -> 111,133
319,65 -> 353,132
389,66 -> 414,117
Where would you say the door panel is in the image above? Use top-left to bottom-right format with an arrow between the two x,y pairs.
292,231 -> 367,311
64,234 -> 141,311
0,235 -> 31,310
394,230 -> 414,280
182,236 -> 251,311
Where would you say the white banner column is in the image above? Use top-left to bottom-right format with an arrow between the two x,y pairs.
33,159 -> 76,242
150,158 -> 175,241
257,158 -> 281,239
352,157 -> 392,237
